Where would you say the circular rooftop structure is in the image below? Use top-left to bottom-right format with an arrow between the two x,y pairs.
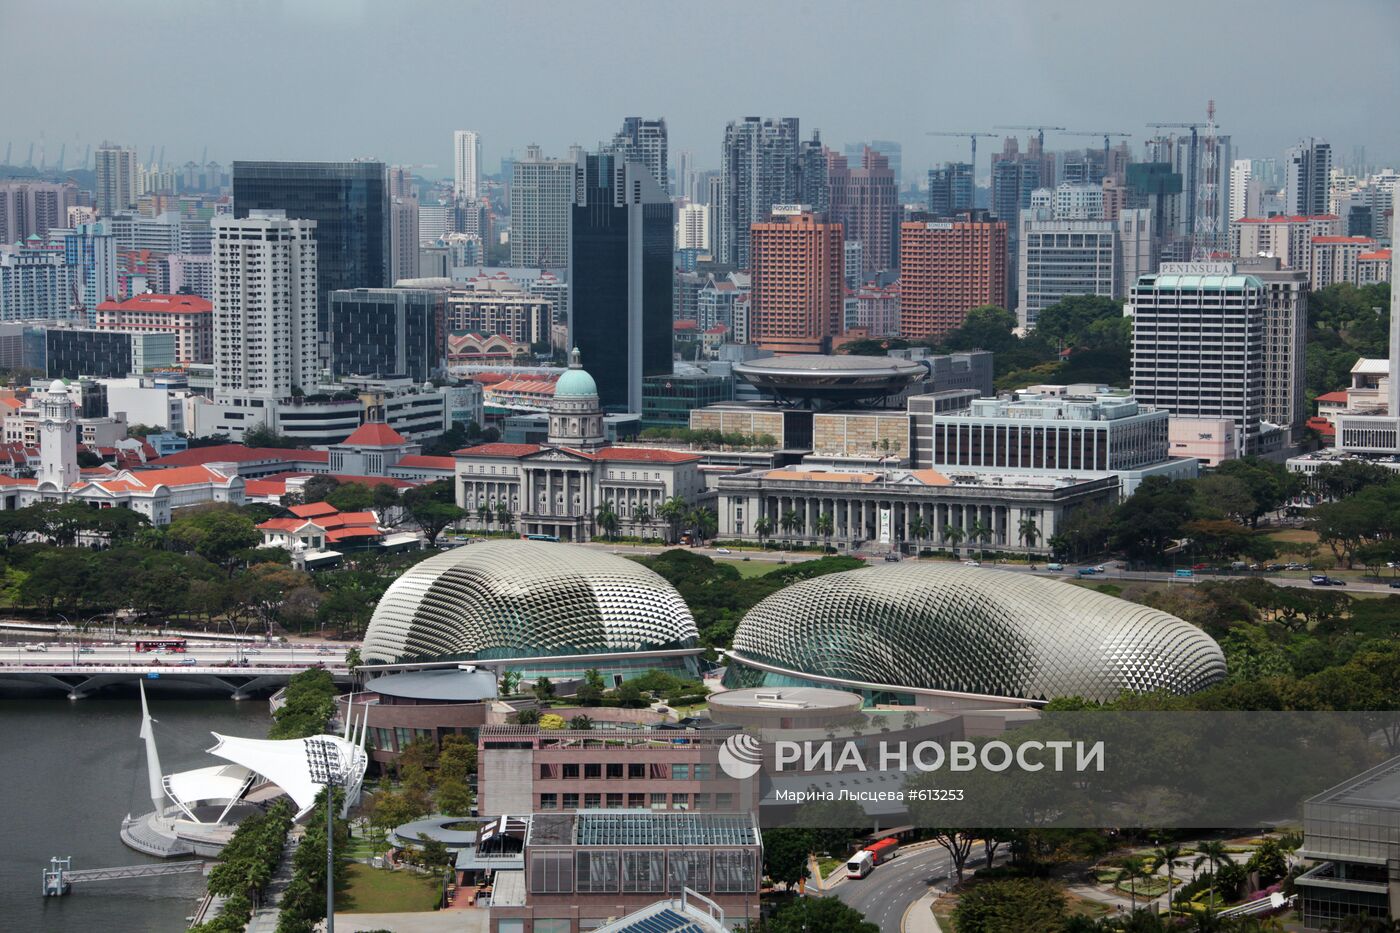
361,540 -> 699,667
733,354 -> 927,404
555,347 -> 599,398
723,564 -> 1225,705
708,686 -> 864,729
364,667 -> 499,703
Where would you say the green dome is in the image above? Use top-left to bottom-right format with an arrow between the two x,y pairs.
555,348 -> 598,398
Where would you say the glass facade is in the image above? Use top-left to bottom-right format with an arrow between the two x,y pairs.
232,161 -> 390,332
570,154 -> 673,412
327,287 -> 445,382
45,328 -> 134,379
641,373 -> 733,430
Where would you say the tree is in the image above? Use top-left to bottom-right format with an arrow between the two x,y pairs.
928,828 -> 976,883
513,708 -> 541,725
1154,843 -> 1184,910
1193,840 -> 1235,897
689,506 -> 718,544
168,507 -> 261,570
495,503 -> 513,532
299,475 -> 340,505
1114,855 -> 1149,912
944,523 -> 965,552
499,671 -> 520,695
766,897 -> 879,933
968,518 -> 992,559
533,676 -> 555,703
242,423 -> 300,449
325,482 -> 375,512
816,512 -> 835,552
754,515 -> 774,549
779,508 -> 803,542
633,503 -> 653,541
760,827 -> 812,890
952,878 -> 1068,933
538,713 -> 566,730
594,501 -> 620,543
909,515 -> 929,554
435,777 -> 473,816
1018,515 -> 1041,555
568,714 -> 594,730
1111,477 -> 1197,564
372,483 -> 405,526
658,495 -> 688,544
402,480 -> 465,545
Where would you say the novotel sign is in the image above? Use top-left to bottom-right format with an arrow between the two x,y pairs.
771,204 -> 809,216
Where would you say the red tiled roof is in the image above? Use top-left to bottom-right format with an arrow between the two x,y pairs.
395,454 -> 455,470
594,447 -> 702,463
95,294 -> 212,314
326,527 -> 383,542
150,445 -> 330,467
330,474 -> 414,488
258,517 -> 318,533
340,422 -> 408,447
1359,249 -> 1392,261
1306,416 -> 1336,438
0,397 -> 23,411
1315,391 -> 1350,403
116,465 -> 233,489
245,478 -> 288,496
289,502 -> 338,518
0,476 -> 38,487
673,320 -> 699,331
453,443 -> 542,458
321,511 -> 378,528
1312,236 -> 1375,244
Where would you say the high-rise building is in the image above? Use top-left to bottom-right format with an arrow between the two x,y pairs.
1016,215 -> 1114,329
798,131 -> 830,214
1130,268 -> 1267,454
94,142 -> 136,217
748,208 -> 844,353
608,117 -> 669,193
927,163 -> 974,218
94,293 -> 213,364
1235,257 -> 1308,441
716,117 -> 802,269
1053,182 -> 1105,220
389,196 -> 420,284
0,181 -> 77,243
1285,139 -> 1333,217
0,238 -> 73,321
676,149 -> 695,201
328,287 -> 445,383
827,146 -> 898,275
509,146 -> 580,269
1331,212 -> 1400,456
898,214 -> 1008,340
1230,214 -> 1340,271
990,139 -> 1044,223
453,130 -> 481,200
569,153 -> 673,411
59,222 -> 119,322
1228,159 -> 1253,222
232,160 -> 390,333
676,203 -> 710,251
211,211 -> 318,402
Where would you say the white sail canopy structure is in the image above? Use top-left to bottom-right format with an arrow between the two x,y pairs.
204,733 -> 369,819
163,764 -> 255,823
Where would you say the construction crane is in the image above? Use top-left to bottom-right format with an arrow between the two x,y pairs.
993,124 -> 1067,152
925,131 -> 996,169
1064,131 -> 1132,167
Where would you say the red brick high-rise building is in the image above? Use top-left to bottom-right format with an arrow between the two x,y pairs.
898,215 -> 1008,340
749,210 -> 845,354
826,146 -> 898,277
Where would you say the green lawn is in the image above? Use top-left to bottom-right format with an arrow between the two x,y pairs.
341,863 -> 442,913
715,558 -> 782,578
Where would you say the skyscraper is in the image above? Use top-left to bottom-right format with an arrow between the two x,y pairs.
0,181 -> 77,243
609,117 -> 669,193
94,142 -> 136,218
453,130 -> 481,200
749,208 -> 844,354
390,196 -> 420,284
212,211 -> 318,402
232,160 -> 390,333
328,287 -> 445,383
899,214 -> 1008,340
798,131 -> 830,214
509,146 -> 580,269
60,222 -> 119,322
716,117 -> 802,269
569,153 -> 672,412
676,149 -> 695,201
1285,139 -> 1333,217
1228,158 -> 1253,223
826,146 -> 898,276
927,163 -> 974,218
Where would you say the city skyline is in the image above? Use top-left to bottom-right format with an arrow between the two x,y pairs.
2,0 -> 1397,179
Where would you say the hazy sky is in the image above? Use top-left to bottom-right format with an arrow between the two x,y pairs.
3,0 -> 1397,181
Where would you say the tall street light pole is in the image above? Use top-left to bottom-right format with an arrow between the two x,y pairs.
305,737 -> 346,933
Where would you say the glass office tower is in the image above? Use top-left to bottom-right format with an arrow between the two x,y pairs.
232,160 -> 390,333
327,287 -> 446,383
569,153 -> 673,412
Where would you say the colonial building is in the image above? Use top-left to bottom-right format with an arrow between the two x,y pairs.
454,351 -> 704,541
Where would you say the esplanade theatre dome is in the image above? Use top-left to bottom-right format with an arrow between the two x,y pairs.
723,563 -> 1226,705
361,541 -> 699,672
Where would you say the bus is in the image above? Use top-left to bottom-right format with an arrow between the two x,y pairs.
524,533 -> 560,543
135,638 -> 188,653
846,838 -> 900,878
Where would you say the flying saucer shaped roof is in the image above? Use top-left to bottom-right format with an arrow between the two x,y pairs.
733,354 -> 926,403
726,563 -> 1226,704
206,733 -> 368,818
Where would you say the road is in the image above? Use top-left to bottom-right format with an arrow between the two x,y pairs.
0,641 -> 350,668
831,843 -> 981,933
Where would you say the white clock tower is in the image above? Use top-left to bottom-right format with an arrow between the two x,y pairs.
38,380 -> 79,490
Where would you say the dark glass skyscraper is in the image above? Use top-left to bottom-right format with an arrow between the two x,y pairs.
570,153 -> 672,412
232,160 -> 390,333
327,287 -> 446,383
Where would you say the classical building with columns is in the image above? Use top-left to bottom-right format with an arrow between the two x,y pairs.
454,351 -> 705,541
714,466 -> 1117,555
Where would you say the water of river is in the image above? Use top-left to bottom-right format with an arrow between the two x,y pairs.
0,685 -> 270,932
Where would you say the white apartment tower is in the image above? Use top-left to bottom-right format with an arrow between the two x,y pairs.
453,130 -> 481,200
94,142 -> 136,218
676,203 -> 711,251
1130,269 -> 1267,453
509,146 -> 579,269
1228,159 -> 1253,222
1285,139 -> 1333,217
211,211 -> 318,403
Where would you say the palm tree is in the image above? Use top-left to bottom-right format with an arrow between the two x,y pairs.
1048,532 -> 1070,562
1193,840 -> 1235,907
779,508 -> 803,543
496,504 -> 513,532
1153,843 -> 1183,913
658,495 -> 688,544
816,512 -> 834,553
908,515 -> 929,557
476,503 -> 490,530
633,503 -> 652,543
968,518 -> 992,560
943,523 -> 965,554
1018,515 -> 1041,555
1114,855 -> 1149,913
594,501 -> 620,543
754,515 -> 774,550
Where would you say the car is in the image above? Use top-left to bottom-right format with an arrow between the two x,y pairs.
242,647 -> 261,654
1093,565 -> 1107,573
1265,564 -> 1285,572
1046,563 -> 1064,571
1076,568 -> 1096,578
715,547 -> 732,554
23,644 -> 46,652
963,559 -> 980,567
884,553 -> 902,562
78,647 -> 95,654
1310,575 -> 1338,586
1191,563 -> 1208,571
316,647 -> 333,655
1285,562 -> 1306,571
1327,577 -> 1346,587
178,657 -> 198,666
1390,580 -> 1400,589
